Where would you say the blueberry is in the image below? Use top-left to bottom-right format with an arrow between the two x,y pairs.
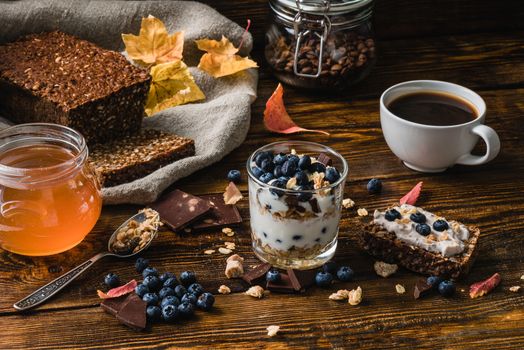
142,292 -> 159,306
315,271 -> 334,287
146,305 -> 162,322
366,178 -> 382,194
160,295 -> 180,309
325,167 -> 341,183
259,172 -> 275,183
158,287 -> 175,299
288,154 -> 300,165
294,171 -> 309,186
159,272 -> 175,283
297,189 -> 313,202
336,266 -> 354,282
261,158 -> 275,173
278,176 -> 290,183
273,165 -> 283,178
143,275 -> 162,291
269,179 -> 286,197
135,257 -> 149,273
427,276 -> 443,290
252,166 -> 264,179
309,162 -> 326,173
416,223 -> 431,236
174,285 -> 187,298
187,283 -> 205,296
385,209 -> 401,221
135,283 -> 149,298
410,212 -> 427,224
433,220 -> 449,232
178,301 -> 195,317
266,269 -> 281,283
298,155 -> 311,170
160,295 -> 180,308
179,271 -> 197,286
227,169 -> 241,183
142,267 -> 158,279
163,277 -> 179,289
273,153 -> 288,165
161,304 -> 179,322
255,151 -> 273,167
104,273 -> 120,288
322,261 -> 338,274
181,293 -> 198,305
196,292 -> 215,311
281,160 -> 297,177
438,280 -> 456,297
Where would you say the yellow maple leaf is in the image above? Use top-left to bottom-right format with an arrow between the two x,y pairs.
122,15 -> 184,66
145,60 -> 205,116
196,35 -> 258,78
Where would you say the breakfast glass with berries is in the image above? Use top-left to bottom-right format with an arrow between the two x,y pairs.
247,141 -> 348,269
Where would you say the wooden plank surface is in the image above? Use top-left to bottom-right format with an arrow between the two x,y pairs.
1,0 -> 524,349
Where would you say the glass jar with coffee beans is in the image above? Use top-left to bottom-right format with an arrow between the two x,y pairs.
265,0 -> 376,90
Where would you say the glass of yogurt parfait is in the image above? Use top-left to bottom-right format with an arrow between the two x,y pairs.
247,141 -> 348,269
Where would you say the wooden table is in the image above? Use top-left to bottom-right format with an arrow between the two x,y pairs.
2,1 -> 524,348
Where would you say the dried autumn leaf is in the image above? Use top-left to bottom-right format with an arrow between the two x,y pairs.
196,35 -> 258,78
469,273 -> 501,298
400,181 -> 423,205
145,60 -> 205,116
264,84 -> 330,135
122,15 -> 184,66
223,181 -> 243,205
97,279 -> 137,299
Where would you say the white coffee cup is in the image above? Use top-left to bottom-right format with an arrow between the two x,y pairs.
380,80 -> 500,173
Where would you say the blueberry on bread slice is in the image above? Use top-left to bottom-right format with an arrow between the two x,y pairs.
357,204 -> 480,279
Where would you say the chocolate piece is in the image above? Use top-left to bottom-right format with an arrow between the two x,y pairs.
100,295 -> 129,316
116,294 -> 147,331
266,273 -> 295,293
309,198 -> 320,213
190,194 -> 242,231
242,263 -> 272,286
0,31 -> 150,145
286,269 -> 317,292
413,279 -> 433,299
151,190 -> 211,231
89,130 -> 195,187
317,153 -> 333,166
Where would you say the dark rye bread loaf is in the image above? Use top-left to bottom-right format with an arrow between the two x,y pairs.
88,129 -> 195,188
0,31 -> 150,144
357,212 -> 480,279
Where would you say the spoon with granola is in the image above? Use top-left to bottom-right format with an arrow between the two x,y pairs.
13,208 -> 161,311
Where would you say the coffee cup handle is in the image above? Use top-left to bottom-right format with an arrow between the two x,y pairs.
456,124 -> 501,166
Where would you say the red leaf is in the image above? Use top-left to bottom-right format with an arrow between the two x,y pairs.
264,84 -> 330,135
400,181 -> 423,205
97,279 -> 138,299
469,273 -> 501,298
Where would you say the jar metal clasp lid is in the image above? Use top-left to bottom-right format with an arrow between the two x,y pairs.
293,0 -> 332,78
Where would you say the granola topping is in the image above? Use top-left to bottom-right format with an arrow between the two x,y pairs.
110,208 -> 160,255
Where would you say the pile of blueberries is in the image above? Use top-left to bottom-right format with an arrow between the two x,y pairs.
265,261 -> 354,287
385,208 -> 450,237
244,151 -> 341,198
104,258 -> 215,323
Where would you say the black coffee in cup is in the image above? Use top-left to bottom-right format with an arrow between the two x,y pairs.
387,91 -> 478,126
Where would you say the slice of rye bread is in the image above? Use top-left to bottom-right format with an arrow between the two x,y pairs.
89,129 -> 195,187
357,220 -> 480,279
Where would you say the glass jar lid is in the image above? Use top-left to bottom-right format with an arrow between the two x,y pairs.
272,0 -> 373,16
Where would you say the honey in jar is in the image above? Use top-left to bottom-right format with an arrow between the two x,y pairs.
0,123 -> 102,256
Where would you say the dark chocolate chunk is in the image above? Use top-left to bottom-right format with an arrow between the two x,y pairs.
100,295 -> 129,316
242,263 -> 272,286
413,279 -> 433,299
150,190 -> 211,231
189,194 -> 242,231
317,153 -> 333,166
116,294 -> 147,331
287,269 -> 317,292
266,273 -> 295,293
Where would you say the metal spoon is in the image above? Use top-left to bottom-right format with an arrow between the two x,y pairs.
13,210 -> 160,311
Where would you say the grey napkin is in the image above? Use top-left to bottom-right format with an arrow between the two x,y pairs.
0,0 -> 258,205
